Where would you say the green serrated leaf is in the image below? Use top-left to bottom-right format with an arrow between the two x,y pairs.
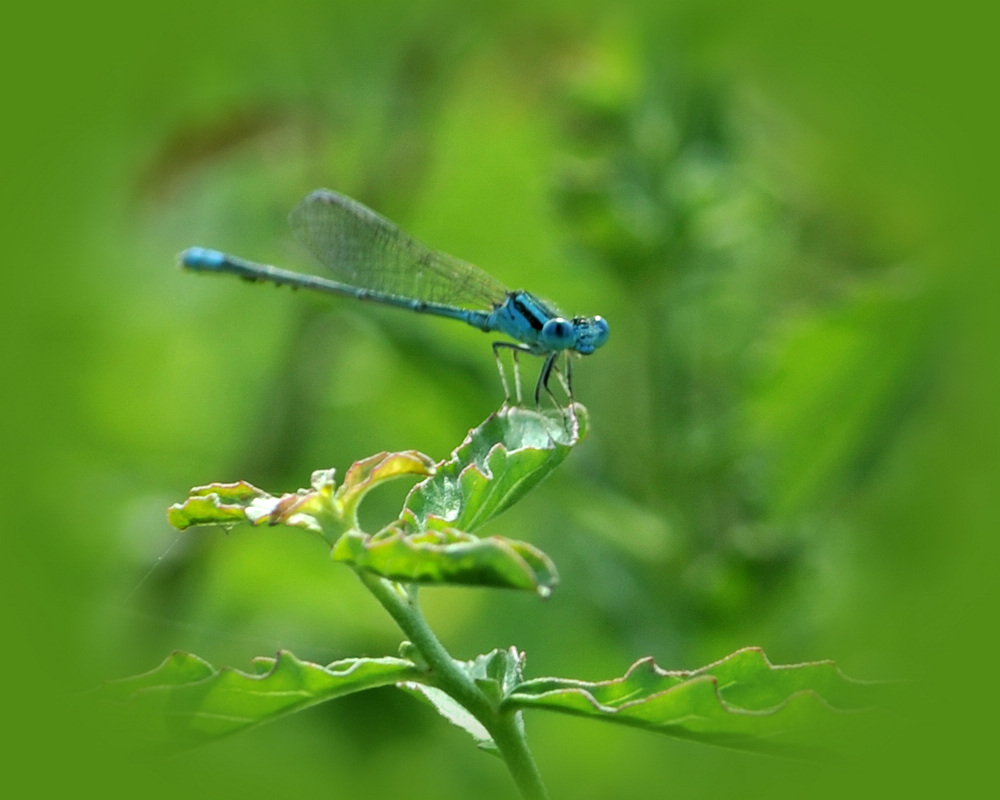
689,647 -> 882,711
99,650 -> 423,748
504,647 -> 888,757
98,652 -> 217,701
402,404 -> 587,535
332,526 -> 558,594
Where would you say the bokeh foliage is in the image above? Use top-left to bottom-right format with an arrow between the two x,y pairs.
5,1 -> 992,799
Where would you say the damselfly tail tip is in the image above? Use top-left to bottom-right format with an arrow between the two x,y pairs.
179,247 -> 227,271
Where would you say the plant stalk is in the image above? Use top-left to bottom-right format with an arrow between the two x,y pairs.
358,571 -> 549,800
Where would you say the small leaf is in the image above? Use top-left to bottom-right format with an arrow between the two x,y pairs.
397,647 -> 527,755
169,452 -> 435,544
332,526 -> 558,594
167,481 -> 269,529
504,647 -> 888,757
99,650 -> 423,748
402,405 -> 587,535
465,646 -> 527,700
337,450 -> 437,523
398,683 -> 498,754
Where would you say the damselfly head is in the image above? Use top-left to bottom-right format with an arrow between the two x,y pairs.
571,316 -> 609,354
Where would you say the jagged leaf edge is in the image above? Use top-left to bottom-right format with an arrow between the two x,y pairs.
402,405 -> 586,534
100,650 -> 424,746
503,647 -> 888,757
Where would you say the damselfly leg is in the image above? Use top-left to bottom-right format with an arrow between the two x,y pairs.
493,342 -> 575,409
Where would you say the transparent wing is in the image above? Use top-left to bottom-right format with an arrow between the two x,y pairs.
289,189 -> 509,310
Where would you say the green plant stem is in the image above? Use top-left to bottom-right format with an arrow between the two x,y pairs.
358,571 -> 549,800
487,710 -> 549,800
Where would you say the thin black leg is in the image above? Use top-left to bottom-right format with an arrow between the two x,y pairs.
535,351 -> 560,406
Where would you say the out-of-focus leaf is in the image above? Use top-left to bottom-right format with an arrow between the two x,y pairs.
99,650 -> 423,748
332,527 -> 557,594
504,647 -> 887,757
747,290 -> 930,519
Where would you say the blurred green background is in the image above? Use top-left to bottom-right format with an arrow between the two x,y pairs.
5,1 -> 995,798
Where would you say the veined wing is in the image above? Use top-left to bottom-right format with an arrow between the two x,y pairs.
289,189 -> 509,310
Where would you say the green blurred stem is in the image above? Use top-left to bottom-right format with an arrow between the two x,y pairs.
358,571 -> 549,800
